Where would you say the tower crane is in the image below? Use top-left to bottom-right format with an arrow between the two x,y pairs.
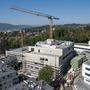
10,6 -> 59,39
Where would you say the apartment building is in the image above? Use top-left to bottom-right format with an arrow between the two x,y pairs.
82,60 -> 90,85
74,41 -> 90,53
0,61 -> 19,90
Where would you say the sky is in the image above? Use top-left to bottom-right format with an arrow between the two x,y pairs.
0,0 -> 90,25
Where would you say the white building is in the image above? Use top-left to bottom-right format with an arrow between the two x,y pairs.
6,39 -> 75,77
74,41 -> 90,53
82,60 -> 90,85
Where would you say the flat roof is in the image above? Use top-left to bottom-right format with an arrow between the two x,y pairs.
71,55 -> 85,62
75,43 -> 89,46
0,68 -> 16,78
83,60 -> 90,66
36,39 -> 73,49
85,52 -> 90,60
7,46 -> 29,53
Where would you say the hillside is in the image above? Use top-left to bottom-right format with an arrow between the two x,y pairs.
0,23 -> 31,31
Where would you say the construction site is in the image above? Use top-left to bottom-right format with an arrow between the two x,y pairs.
0,1 -> 90,90
0,5 -> 75,90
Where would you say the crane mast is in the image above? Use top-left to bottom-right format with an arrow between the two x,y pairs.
10,6 -> 59,39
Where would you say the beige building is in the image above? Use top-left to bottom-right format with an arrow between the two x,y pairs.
6,39 -> 75,77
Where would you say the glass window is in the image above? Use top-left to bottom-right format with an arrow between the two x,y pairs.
3,76 -> 5,80
85,73 -> 90,76
45,59 -> 48,61
86,79 -> 90,82
35,62 -> 38,64
0,84 -> 2,87
38,49 -> 40,53
31,66 -> 33,68
35,67 -> 39,69
4,82 -> 6,85
5,86 -> 7,89
7,75 -> 9,78
31,48 -> 34,51
85,67 -> 90,71
40,58 -> 44,60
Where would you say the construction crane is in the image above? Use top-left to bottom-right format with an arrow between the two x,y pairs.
10,5 -> 59,39
18,30 -> 25,48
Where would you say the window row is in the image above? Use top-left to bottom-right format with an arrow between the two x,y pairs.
40,58 -> 48,61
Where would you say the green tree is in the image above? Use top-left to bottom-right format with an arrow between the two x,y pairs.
7,37 -> 17,49
26,33 -> 48,46
38,66 -> 54,84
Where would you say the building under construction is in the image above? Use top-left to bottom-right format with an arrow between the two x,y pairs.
4,6 -> 75,78
6,39 -> 75,77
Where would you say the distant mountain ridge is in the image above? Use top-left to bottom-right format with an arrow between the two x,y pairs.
0,23 -> 32,31
0,23 -> 90,31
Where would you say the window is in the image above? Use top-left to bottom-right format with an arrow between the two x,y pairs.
31,48 -> 34,51
86,79 -> 90,82
35,62 -> 38,64
13,78 -> 19,85
40,58 -> 44,60
35,67 -> 39,69
10,73 -> 12,77
85,73 -> 90,76
7,75 -> 9,78
28,65 -> 30,67
9,84 -> 11,87
31,66 -> 33,68
3,76 -> 5,80
5,86 -> 7,89
40,58 -> 48,61
68,47 -> 71,50
0,84 -> 2,87
38,49 -> 40,53
85,67 -> 90,71
4,82 -> 6,85
45,59 -> 48,61
22,55 -> 25,57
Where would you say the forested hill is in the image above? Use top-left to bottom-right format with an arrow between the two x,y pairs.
53,24 -> 90,43
0,23 -> 90,31
55,23 -> 90,29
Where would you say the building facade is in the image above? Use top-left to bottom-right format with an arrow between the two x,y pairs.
74,41 -> 90,53
6,39 -> 75,77
0,62 -> 19,90
82,61 -> 90,85
70,55 -> 87,71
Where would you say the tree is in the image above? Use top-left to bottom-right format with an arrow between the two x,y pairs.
26,33 -> 48,46
38,66 -> 54,84
7,37 -> 17,49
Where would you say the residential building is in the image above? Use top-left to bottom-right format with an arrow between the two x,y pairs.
74,60 -> 90,90
74,41 -> 90,53
70,54 -> 87,71
0,56 -> 17,66
23,78 -> 54,90
82,60 -> 90,85
74,78 -> 90,90
0,61 -> 19,90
